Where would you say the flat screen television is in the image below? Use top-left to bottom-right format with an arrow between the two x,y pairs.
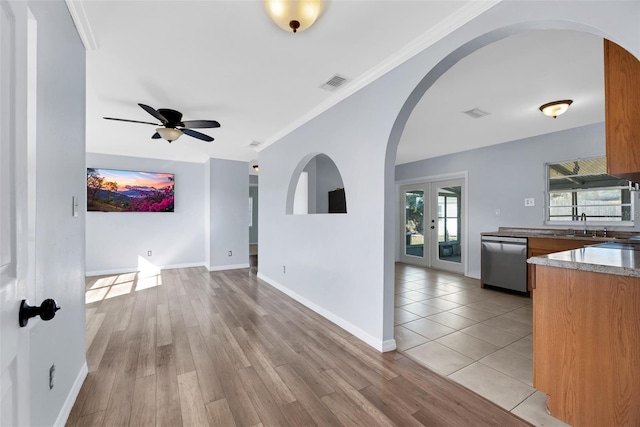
87,168 -> 174,212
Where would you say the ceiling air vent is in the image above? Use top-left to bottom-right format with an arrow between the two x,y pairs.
320,74 -> 348,91
464,108 -> 490,119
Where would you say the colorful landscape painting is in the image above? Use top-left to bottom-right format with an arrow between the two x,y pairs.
87,168 -> 174,212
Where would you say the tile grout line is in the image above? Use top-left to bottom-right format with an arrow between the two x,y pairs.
395,264 -> 539,422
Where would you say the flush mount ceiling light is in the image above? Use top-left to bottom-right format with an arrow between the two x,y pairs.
539,100 -> 573,118
156,127 -> 183,143
253,165 -> 259,172
265,0 -> 324,33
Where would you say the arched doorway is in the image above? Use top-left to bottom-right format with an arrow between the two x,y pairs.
383,19 -> 640,424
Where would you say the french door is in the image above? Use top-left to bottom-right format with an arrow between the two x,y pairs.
399,179 -> 465,274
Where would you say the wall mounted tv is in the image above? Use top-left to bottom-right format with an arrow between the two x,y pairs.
87,168 -> 174,212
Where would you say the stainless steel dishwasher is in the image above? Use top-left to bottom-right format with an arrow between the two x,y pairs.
481,235 -> 528,293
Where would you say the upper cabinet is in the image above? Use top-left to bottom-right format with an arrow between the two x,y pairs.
605,40 -> 640,181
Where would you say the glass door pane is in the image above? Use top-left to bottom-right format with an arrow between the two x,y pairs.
435,185 -> 461,265
404,190 -> 425,258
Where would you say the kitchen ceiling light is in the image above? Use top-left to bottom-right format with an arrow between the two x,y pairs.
253,164 -> 259,172
156,127 -> 183,142
539,100 -> 573,118
265,0 -> 323,33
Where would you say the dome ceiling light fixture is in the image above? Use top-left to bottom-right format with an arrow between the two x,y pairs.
539,99 -> 573,118
156,127 -> 183,142
265,0 -> 324,33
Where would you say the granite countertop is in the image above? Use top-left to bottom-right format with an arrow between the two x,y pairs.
527,246 -> 640,277
482,227 -> 640,243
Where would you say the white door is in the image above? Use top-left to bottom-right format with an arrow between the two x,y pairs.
399,179 -> 465,274
1,2 -> 32,425
430,179 -> 464,274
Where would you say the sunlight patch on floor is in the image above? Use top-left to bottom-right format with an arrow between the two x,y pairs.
86,260 -> 164,304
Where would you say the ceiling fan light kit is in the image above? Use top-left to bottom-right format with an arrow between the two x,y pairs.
265,0 -> 323,33
539,99 -> 573,118
156,127 -> 183,143
103,103 -> 220,143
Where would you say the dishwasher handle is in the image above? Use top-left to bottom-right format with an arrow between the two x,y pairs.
481,235 -> 527,245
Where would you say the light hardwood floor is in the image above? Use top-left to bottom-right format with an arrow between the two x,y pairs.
67,266 -> 531,426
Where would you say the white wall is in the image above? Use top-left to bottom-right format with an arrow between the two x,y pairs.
395,123 -> 635,279
208,158 -> 250,270
27,1 -> 87,425
86,153 -> 206,275
259,92 -> 391,350
250,185 -> 259,244
259,1 -> 640,351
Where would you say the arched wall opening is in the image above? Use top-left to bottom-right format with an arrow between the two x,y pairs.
286,153 -> 347,215
382,21 -> 640,345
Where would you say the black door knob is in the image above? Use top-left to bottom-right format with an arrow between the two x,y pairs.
19,299 -> 61,327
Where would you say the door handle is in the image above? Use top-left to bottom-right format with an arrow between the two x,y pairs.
19,299 -> 61,327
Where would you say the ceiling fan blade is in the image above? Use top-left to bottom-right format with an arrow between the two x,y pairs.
138,103 -> 168,124
180,120 -> 221,129
103,117 -> 160,126
182,128 -> 214,142
151,132 -> 161,139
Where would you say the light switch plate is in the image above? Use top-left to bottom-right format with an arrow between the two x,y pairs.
524,198 -> 535,207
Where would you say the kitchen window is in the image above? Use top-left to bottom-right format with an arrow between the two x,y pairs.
546,156 -> 634,225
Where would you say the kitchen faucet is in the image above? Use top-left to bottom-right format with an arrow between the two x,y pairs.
581,212 -> 587,235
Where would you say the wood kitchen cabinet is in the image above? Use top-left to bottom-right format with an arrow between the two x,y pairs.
526,237 -> 593,291
533,265 -> 640,426
604,39 -> 640,181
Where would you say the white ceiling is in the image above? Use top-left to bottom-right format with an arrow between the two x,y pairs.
397,29 -> 604,165
81,1 -> 604,168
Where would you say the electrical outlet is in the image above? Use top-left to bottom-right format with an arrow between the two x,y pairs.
524,198 -> 535,207
228,250 -> 232,257
147,250 -> 152,256
49,364 -> 55,390
283,265 -> 286,274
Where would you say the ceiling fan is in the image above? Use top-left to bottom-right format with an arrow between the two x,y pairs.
103,103 -> 220,143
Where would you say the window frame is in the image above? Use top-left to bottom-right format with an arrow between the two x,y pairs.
437,192 -> 459,243
544,156 -> 635,227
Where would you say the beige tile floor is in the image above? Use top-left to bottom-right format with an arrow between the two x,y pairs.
394,263 -> 571,427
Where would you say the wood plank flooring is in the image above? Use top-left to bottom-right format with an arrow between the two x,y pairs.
67,266 -> 531,426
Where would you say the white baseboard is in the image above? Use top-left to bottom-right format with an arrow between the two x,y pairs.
161,262 -> 207,271
85,262 -> 206,277
85,267 -> 138,277
55,361 -> 88,427
208,263 -> 250,272
468,270 -> 480,280
257,272 -> 394,353
381,339 -> 397,352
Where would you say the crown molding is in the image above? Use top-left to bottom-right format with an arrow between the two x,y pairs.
257,0 -> 500,153
65,0 -> 98,51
